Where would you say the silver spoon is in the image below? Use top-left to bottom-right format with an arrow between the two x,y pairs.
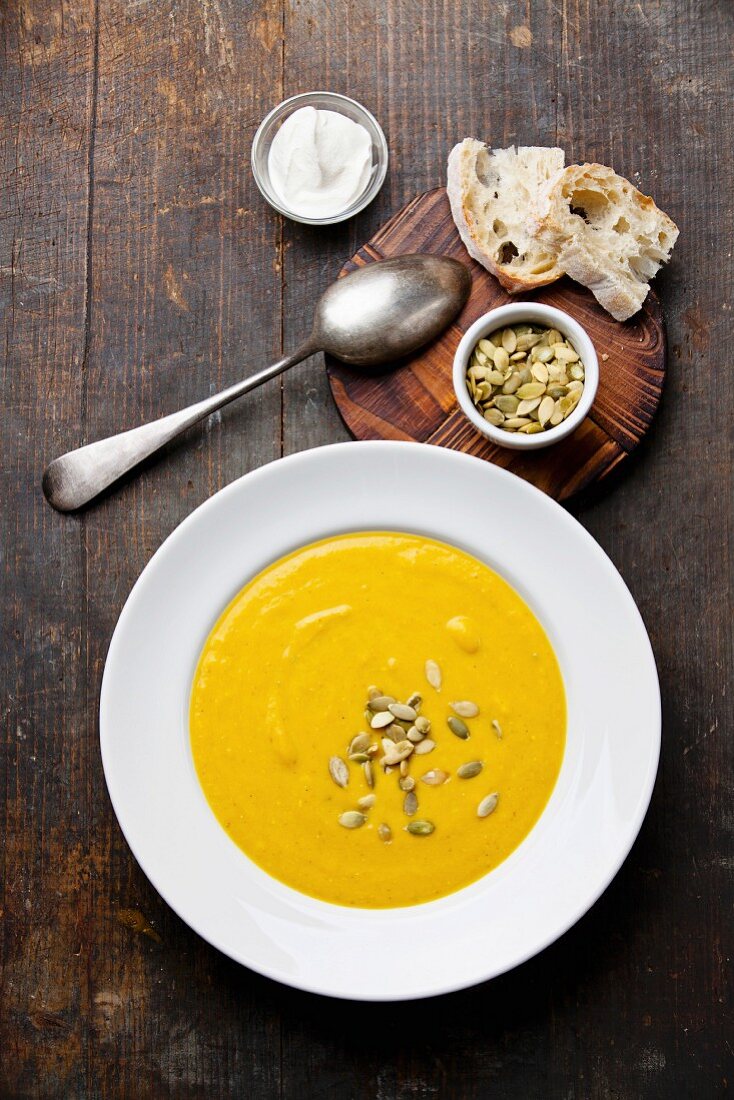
42,254 -> 471,512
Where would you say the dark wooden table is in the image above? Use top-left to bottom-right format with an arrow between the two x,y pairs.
2,1 -> 732,1096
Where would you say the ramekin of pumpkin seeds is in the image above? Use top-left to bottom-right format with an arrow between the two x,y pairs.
452,304 -> 599,451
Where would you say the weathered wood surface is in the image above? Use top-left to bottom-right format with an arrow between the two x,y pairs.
1,0 -> 731,1097
327,188 -> 666,502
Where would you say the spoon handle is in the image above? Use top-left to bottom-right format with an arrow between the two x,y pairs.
42,340 -> 317,513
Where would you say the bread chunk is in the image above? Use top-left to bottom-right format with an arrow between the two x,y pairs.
447,140 -> 565,292
533,163 -> 679,321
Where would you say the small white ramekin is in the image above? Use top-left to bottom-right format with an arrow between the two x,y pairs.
452,303 -> 599,451
251,91 -> 388,226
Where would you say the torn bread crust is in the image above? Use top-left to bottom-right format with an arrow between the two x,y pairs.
447,140 -> 566,292
532,163 -> 679,321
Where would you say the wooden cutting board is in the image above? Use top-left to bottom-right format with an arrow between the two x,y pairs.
326,188 -> 666,502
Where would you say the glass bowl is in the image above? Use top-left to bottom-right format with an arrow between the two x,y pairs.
251,91 -> 388,226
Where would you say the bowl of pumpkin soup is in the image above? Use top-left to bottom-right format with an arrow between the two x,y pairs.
100,441 -> 660,1000
190,532 -> 566,909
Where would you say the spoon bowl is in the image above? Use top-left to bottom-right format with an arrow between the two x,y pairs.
314,254 -> 471,366
43,254 -> 471,512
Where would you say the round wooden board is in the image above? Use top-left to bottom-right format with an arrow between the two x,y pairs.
326,188 -> 666,502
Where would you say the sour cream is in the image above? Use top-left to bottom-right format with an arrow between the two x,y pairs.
267,106 -> 372,220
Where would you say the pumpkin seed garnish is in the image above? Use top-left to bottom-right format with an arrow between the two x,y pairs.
329,756 -> 349,788
425,659 -> 442,691
413,738 -> 436,755
377,823 -> 392,843
406,692 -> 422,709
382,740 -> 414,766
450,700 -> 479,718
349,732 -> 371,755
421,769 -> 449,786
447,715 -> 470,740
339,810 -> 366,829
389,702 -> 417,722
406,820 -> 435,836
477,792 -> 499,818
399,775 -> 416,792
457,760 -> 483,779
368,694 -> 396,712
415,716 -> 431,734
407,726 -> 424,743
492,719 -> 503,739
363,760 -> 374,788
465,324 -> 586,434
348,751 -> 370,763
403,790 -> 418,816
367,685 -> 381,700
357,794 -> 376,810
370,711 -> 395,729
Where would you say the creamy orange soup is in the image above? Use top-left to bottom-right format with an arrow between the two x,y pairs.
190,533 -> 565,907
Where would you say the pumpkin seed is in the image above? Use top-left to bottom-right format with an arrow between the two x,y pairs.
358,794 -> 376,810
519,422 -> 545,434
406,692 -> 422,709
421,769 -> 449,786
339,810 -> 366,829
503,417 -> 532,429
534,345 -> 554,363
450,700 -> 479,718
448,716 -> 470,740
492,719 -> 503,739
389,702 -> 417,722
501,327 -> 517,353
403,790 -> 418,816
425,659 -> 442,691
501,371 -> 522,395
494,347 -> 510,372
363,760 -> 374,787
377,823 -> 392,843
406,820 -> 435,836
569,362 -> 585,381
538,395 -> 555,426
531,361 -> 549,384
495,394 -> 520,416
477,793 -> 499,818
399,775 -> 416,792
553,345 -> 579,362
329,756 -> 349,788
457,760 -> 484,779
478,337 -> 495,357
516,382 -> 546,400
414,738 -> 436,755
484,407 -> 504,426
368,694 -> 395,712
517,396 -> 541,417
383,740 -> 415,766
415,716 -> 431,734
349,733 -> 371,755
349,751 -> 371,763
371,711 -> 395,729
488,370 -> 507,386
367,685 -> 381,700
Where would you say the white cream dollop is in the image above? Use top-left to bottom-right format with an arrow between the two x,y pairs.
267,106 -> 372,220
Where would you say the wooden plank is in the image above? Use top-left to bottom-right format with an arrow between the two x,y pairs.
0,2 -> 96,1096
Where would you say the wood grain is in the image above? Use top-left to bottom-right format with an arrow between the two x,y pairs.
327,188 -> 666,502
2,0 -> 732,1097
